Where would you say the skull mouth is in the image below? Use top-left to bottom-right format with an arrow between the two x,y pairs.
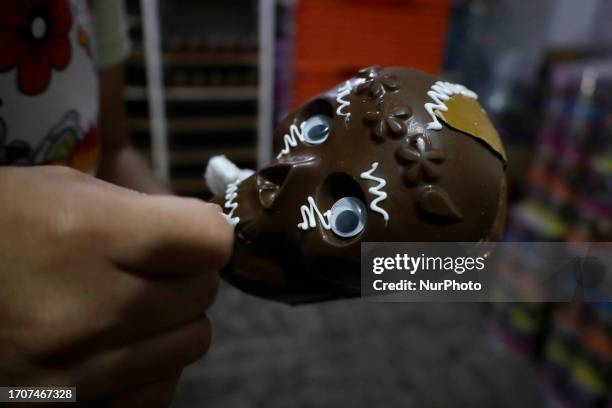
223,181 -> 241,227
227,176 -> 258,244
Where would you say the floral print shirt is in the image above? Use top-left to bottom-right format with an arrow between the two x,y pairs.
0,0 -> 129,173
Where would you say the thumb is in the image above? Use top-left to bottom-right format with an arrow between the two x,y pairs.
106,194 -> 234,277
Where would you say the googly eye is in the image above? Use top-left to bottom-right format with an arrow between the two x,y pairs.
301,114 -> 332,145
330,197 -> 367,238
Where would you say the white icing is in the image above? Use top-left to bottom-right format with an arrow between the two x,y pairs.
416,136 -> 426,153
336,80 -> 352,120
360,162 -> 389,225
424,81 -> 478,131
224,180 -> 241,226
276,122 -> 306,159
298,196 -> 331,231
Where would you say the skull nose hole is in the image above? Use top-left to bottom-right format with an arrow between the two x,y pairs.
256,163 -> 292,209
316,172 -> 368,247
318,172 -> 366,205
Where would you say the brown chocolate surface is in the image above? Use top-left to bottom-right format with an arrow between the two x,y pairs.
219,67 -> 507,304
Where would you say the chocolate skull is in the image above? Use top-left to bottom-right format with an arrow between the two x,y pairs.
220,67 -> 507,304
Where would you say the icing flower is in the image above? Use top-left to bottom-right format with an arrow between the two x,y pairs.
0,0 -> 73,95
395,138 -> 445,185
364,105 -> 411,142
356,66 -> 400,99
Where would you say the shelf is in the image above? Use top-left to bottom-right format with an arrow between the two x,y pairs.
170,147 -> 255,166
125,86 -> 258,102
128,50 -> 258,67
128,116 -> 256,133
127,14 -> 142,30
122,3 -> 261,198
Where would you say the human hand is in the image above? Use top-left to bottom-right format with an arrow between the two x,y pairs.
0,166 -> 233,406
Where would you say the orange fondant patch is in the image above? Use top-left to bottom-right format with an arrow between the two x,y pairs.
434,94 -> 507,162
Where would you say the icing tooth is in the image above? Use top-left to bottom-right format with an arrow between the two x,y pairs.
224,180 -> 241,226
424,81 -> 478,131
360,162 -> 389,225
298,196 -> 331,230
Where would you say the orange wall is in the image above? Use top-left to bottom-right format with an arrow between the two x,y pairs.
292,0 -> 451,107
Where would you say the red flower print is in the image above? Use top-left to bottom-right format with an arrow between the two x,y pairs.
0,0 -> 73,95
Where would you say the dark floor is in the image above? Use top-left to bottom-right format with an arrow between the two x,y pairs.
171,284 -> 542,408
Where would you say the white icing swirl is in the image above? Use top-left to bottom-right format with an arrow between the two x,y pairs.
424,81 -> 478,131
336,80 -> 352,120
298,196 -> 331,230
360,162 -> 389,225
276,122 -> 306,159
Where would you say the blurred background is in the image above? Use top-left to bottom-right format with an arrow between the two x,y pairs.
123,0 -> 612,406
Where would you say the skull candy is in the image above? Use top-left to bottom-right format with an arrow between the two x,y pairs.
217,67 -> 507,304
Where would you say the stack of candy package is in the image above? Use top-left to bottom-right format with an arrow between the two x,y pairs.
496,60 -> 612,406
